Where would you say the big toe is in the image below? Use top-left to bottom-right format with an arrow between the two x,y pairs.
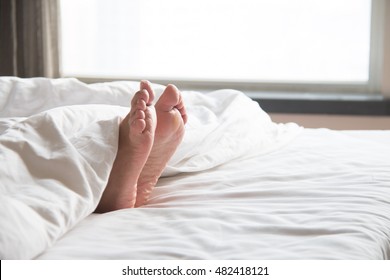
156,84 -> 187,124
155,84 -> 181,111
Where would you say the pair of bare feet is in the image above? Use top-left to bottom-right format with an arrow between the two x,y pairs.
95,81 -> 187,213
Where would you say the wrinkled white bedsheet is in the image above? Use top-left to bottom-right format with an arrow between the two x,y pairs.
0,77 -> 300,259
37,129 -> 390,260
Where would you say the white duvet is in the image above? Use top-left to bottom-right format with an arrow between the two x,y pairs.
36,130 -> 390,260
0,77 -> 300,259
35,129 -> 390,260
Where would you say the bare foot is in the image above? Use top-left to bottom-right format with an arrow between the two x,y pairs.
135,82 -> 188,207
95,86 -> 156,213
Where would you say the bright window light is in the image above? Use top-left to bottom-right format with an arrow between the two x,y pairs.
60,0 -> 371,83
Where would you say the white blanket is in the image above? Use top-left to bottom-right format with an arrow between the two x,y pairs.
0,77 -> 301,259
37,129 -> 390,260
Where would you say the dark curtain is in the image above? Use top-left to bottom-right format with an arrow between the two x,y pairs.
0,0 -> 60,77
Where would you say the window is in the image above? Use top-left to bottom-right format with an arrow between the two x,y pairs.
60,0 -> 387,94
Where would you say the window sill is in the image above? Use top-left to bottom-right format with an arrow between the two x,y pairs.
246,92 -> 390,116
269,113 -> 390,130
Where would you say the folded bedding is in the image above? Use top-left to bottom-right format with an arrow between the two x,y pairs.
0,77 -> 301,259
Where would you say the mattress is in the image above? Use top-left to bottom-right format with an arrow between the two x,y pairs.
1,77 -> 390,260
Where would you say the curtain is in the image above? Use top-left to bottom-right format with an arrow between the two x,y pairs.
0,0 -> 60,78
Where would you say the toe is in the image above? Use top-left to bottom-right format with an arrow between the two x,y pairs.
155,85 -> 187,124
130,119 -> 146,134
140,80 -> 155,105
155,84 -> 180,112
178,105 -> 188,124
135,98 -> 147,111
175,93 -> 188,124
134,109 -> 145,120
131,89 -> 149,109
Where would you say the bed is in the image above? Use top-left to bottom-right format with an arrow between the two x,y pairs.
1,77 -> 390,260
